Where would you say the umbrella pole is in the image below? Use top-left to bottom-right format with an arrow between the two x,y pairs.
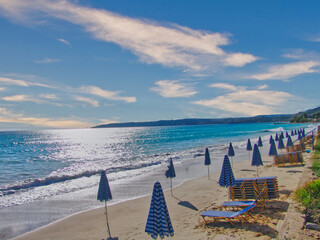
207,165 -> 210,180
170,178 -> 173,196
231,156 -> 233,168
105,201 -> 111,239
256,166 -> 259,177
248,151 -> 250,161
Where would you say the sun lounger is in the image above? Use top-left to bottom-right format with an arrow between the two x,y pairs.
222,185 -> 268,211
200,204 -> 256,225
229,176 -> 279,201
274,151 -> 303,167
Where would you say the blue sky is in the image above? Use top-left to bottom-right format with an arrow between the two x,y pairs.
0,0 -> 319,129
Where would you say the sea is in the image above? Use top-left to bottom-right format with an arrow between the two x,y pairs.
0,122 -> 317,239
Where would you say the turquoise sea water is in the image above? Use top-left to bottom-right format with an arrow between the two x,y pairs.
0,122 -> 316,239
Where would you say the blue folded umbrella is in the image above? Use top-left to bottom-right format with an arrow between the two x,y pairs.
145,182 -> 174,239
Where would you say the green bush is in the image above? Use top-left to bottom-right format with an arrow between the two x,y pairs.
295,179 -> 320,209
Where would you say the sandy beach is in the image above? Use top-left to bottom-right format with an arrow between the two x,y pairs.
11,142 -> 318,240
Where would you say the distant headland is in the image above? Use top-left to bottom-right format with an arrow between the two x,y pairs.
93,106 -> 320,129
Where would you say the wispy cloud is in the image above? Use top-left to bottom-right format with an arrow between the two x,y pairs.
192,84 -> 293,116
39,93 -> 58,100
0,76 -> 52,88
151,80 -> 197,98
2,94 -> 45,103
34,58 -> 61,64
209,83 -> 238,91
80,86 -> 136,103
58,38 -> 70,46
0,0 -> 257,72
250,61 -> 320,80
74,96 -> 99,107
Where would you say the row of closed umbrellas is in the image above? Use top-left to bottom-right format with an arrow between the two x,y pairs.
97,127 -> 308,239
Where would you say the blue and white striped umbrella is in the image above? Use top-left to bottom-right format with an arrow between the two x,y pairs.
204,148 -> 211,179
269,139 -> 278,156
295,129 -> 297,135
269,135 -> 273,144
219,155 -> 235,188
257,136 -> 263,147
280,132 -> 284,139
145,182 -> 174,239
287,135 -> 293,148
278,136 -> 285,150
97,171 -> 113,239
291,129 -> 294,136
165,158 -> 176,196
97,171 -> 113,202
285,131 -> 289,138
228,142 -> 235,157
252,144 -> 263,167
252,144 -> 263,177
246,139 -> 252,161
275,133 -> 279,141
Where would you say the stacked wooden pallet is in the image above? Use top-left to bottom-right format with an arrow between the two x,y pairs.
274,151 -> 303,167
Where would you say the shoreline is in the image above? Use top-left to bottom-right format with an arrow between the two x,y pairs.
11,149 -> 310,240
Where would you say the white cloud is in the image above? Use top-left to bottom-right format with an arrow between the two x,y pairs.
258,84 -> 268,90
39,93 -> 58,99
2,94 -> 44,103
58,38 -> 70,45
34,58 -> 61,64
151,80 -> 197,98
192,88 -> 293,116
250,61 -> 320,80
0,0 -> 257,72
74,96 -> 99,107
81,86 -> 136,103
209,83 -> 238,91
0,76 -> 52,88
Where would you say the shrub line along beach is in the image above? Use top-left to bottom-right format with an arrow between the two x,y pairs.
10,126 -> 320,240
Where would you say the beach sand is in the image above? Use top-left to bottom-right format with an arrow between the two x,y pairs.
11,145 -> 318,240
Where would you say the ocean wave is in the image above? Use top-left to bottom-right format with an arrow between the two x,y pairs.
0,160 -> 163,197
258,127 -> 286,133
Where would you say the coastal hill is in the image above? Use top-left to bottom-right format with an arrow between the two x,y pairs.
93,106 -> 320,129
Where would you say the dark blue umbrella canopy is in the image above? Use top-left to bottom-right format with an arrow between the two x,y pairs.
204,148 -> 211,166
287,135 -> 293,147
269,139 -> 278,156
275,133 -> 279,141
295,129 -> 297,135
291,129 -> 294,136
145,182 -> 174,239
269,135 -> 273,144
228,142 -> 235,157
280,132 -> 284,139
298,132 -> 302,140
252,144 -> 263,166
246,139 -> 252,151
278,136 -> 285,149
165,158 -> 176,178
286,131 -> 289,138
97,171 -> 113,202
257,136 -> 263,147
219,155 -> 235,188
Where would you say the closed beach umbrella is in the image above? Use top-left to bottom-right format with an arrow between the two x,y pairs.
257,136 -> 263,147
269,139 -> 278,156
246,139 -> 252,161
165,158 -> 176,196
295,129 -> 297,135
286,131 -> 289,138
204,148 -> 211,179
252,144 -> 263,177
287,135 -> 293,148
278,136 -> 285,150
275,133 -> 279,141
291,129 -> 294,136
219,155 -> 235,188
269,135 -> 273,144
97,171 -> 113,239
280,132 -> 284,139
145,181 -> 174,239
228,142 -> 235,167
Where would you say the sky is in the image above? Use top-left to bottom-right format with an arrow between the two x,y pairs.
0,0 -> 319,129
